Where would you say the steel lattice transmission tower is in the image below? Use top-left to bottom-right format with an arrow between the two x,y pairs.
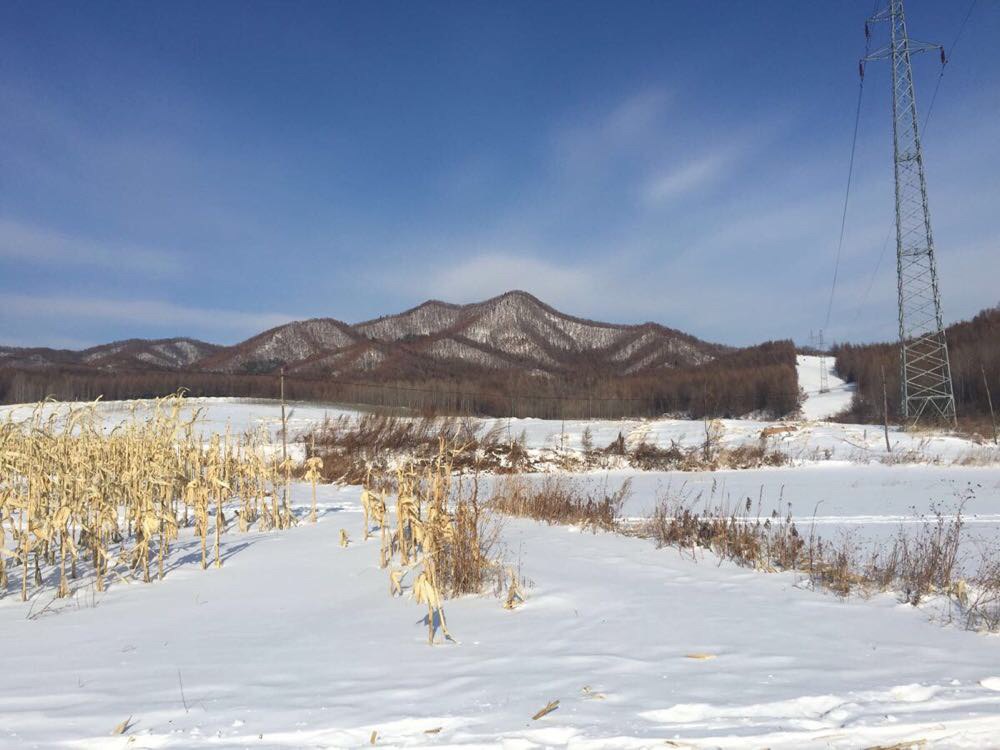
864,0 -> 956,424
811,330 -> 830,394
818,329 -> 829,394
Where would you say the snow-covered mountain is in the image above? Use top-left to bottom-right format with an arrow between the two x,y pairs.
0,291 -> 724,377
0,338 -> 221,371
197,319 -> 358,374
204,291 -> 725,376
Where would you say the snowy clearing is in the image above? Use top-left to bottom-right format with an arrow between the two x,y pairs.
796,354 -> 854,421
4,482 -> 1000,749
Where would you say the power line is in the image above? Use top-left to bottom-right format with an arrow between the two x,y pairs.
824,80 -> 865,331
823,59 -> 867,332
853,226 -> 893,325
922,0 -> 977,139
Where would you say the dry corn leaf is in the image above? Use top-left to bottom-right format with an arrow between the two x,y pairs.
112,716 -> 132,735
531,700 -> 560,720
684,653 -> 716,660
389,569 -> 403,597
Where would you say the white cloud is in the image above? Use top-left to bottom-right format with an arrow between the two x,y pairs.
0,218 -> 180,276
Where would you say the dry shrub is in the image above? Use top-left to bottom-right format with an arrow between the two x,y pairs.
624,439 -> 786,472
641,487 -> 994,626
489,475 -> 630,531
644,493 -> 804,571
604,432 -> 627,456
476,436 -> 533,474
954,447 -> 1000,466
724,443 -> 789,469
808,534 -> 867,596
305,414 -> 532,482
966,553 -> 1000,631
435,474 -> 504,597
844,500 -> 968,605
894,506 -> 964,604
627,441 -> 686,470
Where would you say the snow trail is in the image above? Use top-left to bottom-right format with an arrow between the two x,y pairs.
797,354 -> 855,421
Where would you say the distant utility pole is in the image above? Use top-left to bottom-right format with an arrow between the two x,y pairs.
279,366 -> 287,463
818,329 -> 829,394
863,0 -> 956,425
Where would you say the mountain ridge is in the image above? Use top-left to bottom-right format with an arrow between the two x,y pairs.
0,291 -> 725,378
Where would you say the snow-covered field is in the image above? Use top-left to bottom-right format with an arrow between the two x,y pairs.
3,363 -> 995,467
3,357 -> 1000,748
5,483 -> 1000,749
597,464 -> 1000,547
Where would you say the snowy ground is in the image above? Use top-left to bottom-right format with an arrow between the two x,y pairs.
796,354 -> 854,422
3,396 -> 996,467
516,465 -> 1000,576
3,361 -> 1000,747
4,483 -> 1000,748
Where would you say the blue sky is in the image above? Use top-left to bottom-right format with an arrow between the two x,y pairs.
1,0 -> 998,349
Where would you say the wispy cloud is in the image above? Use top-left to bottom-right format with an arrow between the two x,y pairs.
643,152 -> 731,204
603,88 -> 673,144
0,218 -> 180,276
552,87 -> 673,172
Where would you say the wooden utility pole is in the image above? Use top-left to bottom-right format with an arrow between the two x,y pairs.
280,366 -> 288,463
880,365 -> 892,453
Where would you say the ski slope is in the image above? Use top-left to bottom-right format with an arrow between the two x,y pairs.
797,354 -> 855,421
4,483 -> 1000,748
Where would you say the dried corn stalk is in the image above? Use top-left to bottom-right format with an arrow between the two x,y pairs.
0,393 -> 309,604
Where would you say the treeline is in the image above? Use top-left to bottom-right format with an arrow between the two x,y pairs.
0,340 -> 800,420
833,305 -> 1000,428
0,369 -> 282,405
620,340 -> 799,419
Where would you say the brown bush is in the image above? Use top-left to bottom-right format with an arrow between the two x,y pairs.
624,440 -> 787,472
489,476 -> 630,531
304,413 -> 533,482
643,493 -> 805,571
